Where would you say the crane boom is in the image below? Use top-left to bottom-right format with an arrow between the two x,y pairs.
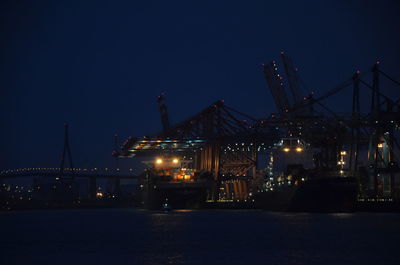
157,93 -> 170,134
280,52 -> 304,106
263,61 -> 291,114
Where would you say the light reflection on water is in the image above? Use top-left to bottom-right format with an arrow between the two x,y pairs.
173,209 -> 194,213
329,213 -> 354,218
1,209 -> 399,265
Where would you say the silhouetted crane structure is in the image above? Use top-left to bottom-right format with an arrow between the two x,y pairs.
280,52 -> 303,106
258,58 -> 400,200
262,61 -> 291,114
119,99 -> 259,178
117,54 -> 400,202
157,93 -> 170,135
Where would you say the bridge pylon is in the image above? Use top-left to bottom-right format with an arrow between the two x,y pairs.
60,123 -> 74,179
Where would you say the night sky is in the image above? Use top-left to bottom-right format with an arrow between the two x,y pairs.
1,0 -> 399,171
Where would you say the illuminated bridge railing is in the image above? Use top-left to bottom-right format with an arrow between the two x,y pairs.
0,168 -> 138,179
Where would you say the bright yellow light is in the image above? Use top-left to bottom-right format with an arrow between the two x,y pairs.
172,158 -> 179,164
377,143 -> 383,148
283,147 -> 290,152
96,192 -> 103,198
156,158 -> 163,164
340,151 -> 347,155
295,147 -> 303,152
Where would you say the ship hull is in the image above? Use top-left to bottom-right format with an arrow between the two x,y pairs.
139,181 -> 211,210
254,177 -> 358,212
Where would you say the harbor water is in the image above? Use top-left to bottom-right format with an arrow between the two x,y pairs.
1,209 -> 399,265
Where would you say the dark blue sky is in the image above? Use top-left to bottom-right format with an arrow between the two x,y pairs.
1,0 -> 399,171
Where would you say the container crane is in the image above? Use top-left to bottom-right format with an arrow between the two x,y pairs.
157,93 -> 170,135
262,61 -> 291,115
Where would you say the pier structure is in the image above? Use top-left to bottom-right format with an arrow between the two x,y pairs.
116,100 -> 264,200
117,55 -> 400,203
2,55 -> 399,208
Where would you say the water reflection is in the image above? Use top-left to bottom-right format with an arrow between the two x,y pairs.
1,209 -> 399,265
141,210 -> 189,265
329,213 -> 354,218
173,209 -> 194,213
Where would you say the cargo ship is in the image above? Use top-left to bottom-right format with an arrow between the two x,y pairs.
137,156 -> 213,210
253,165 -> 358,212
